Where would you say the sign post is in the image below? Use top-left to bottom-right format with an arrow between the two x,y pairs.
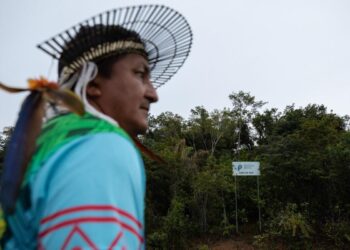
234,174 -> 238,233
232,161 -> 261,232
257,175 -> 262,232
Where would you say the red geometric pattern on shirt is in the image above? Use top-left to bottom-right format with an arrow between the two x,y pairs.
61,225 -> 99,249
38,205 -> 144,249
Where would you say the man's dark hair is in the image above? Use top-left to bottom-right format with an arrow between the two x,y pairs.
58,25 -> 147,78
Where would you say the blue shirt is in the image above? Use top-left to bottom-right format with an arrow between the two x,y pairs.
5,132 -> 146,249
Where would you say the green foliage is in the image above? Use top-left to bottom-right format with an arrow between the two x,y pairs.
323,220 -> 350,248
2,91 -> 350,248
147,231 -> 167,249
197,244 -> 210,250
253,203 -> 314,249
272,203 -> 313,238
163,197 -> 190,249
142,93 -> 350,248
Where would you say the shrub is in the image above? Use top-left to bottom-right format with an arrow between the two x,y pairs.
323,220 -> 350,248
253,203 -> 314,249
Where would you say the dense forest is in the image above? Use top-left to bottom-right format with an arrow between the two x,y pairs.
1,91 -> 350,249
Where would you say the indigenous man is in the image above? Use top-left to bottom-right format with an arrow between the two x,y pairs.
0,5 -> 192,249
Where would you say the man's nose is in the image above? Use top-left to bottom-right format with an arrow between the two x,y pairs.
146,82 -> 159,103
145,78 -> 159,103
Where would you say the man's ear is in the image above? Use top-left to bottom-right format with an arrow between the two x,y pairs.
86,80 -> 102,98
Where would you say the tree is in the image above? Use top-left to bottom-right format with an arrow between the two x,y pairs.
257,105 -> 349,221
229,91 -> 266,156
186,107 -> 235,157
136,94 -> 350,247
253,108 -> 280,145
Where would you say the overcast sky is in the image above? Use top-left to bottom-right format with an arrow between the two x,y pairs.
1,0 -> 350,129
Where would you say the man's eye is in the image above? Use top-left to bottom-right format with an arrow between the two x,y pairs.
135,71 -> 145,77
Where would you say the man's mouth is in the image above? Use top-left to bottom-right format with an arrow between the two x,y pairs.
140,106 -> 149,112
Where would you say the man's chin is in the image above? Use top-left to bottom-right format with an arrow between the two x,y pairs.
137,123 -> 148,135
129,122 -> 148,137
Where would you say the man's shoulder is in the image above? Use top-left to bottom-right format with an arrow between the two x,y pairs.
37,112 -> 130,154
40,112 -> 129,142
25,113 -> 134,181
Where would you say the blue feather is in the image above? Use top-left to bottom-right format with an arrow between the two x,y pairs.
0,91 -> 43,213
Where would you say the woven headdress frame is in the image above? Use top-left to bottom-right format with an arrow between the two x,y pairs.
37,5 -> 193,88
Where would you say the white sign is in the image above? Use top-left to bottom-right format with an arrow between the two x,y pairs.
232,162 -> 260,176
